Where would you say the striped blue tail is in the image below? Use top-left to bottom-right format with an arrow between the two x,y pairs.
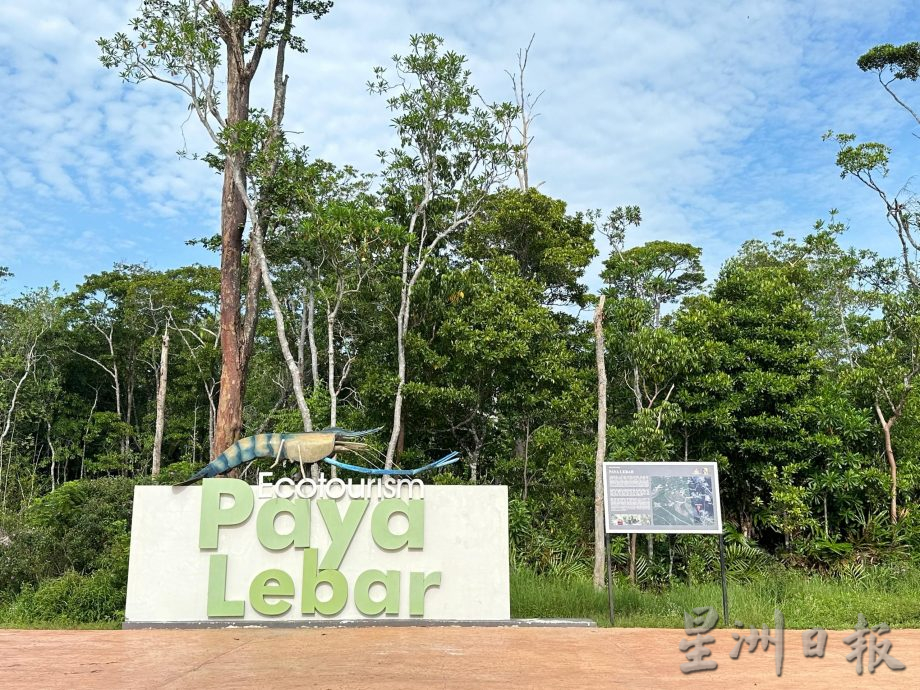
324,451 -> 460,476
178,433 -> 286,485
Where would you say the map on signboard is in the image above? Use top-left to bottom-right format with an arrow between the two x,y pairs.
602,462 -> 722,534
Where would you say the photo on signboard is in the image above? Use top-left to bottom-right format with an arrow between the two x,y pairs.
609,513 -> 652,527
650,475 -> 716,527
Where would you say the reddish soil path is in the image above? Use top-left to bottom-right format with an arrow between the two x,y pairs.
0,627 -> 916,688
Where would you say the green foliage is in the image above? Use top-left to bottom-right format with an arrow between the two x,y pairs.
509,497 -> 593,580
0,478 -> 134,597
370,33 -> 516,212
0,570 -> 125,626
602,240 -> 704,315
464,188 -> 598,305
824,131 -> 891,179
98,1 -> 333,85
857,42 -> 920,80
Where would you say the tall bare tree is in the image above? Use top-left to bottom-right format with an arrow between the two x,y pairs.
829,43 -> 920,289
151,323 -> 170,475
593,295 -> 607,589
504,35 -> 542,192
99,0 -> 333,458
369,34 -> 516,469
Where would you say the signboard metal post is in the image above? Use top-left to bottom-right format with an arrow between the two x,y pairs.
601,461 -> 728,628
718,532 -> 729,624
605,533 -> 614,626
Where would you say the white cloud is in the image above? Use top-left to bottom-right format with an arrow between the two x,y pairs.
0,0 -> 917,292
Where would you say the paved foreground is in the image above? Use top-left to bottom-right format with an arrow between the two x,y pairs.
0,627 -> 917,688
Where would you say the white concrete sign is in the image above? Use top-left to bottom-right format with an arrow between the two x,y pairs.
125,479 -> 510,625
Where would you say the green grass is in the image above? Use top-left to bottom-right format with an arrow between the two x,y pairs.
4,567 -> 920,630
510,567 -> 920,629
0,619 -> 122,630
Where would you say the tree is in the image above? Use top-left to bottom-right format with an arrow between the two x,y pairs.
601,209 -> 702,567
369,34 -> 516,469
67,265 -> 218,475
423,257 -> 574,481
261,153 -> 390,430
463,188 -> 597,306
676,262 -> 827,546
716,226 -> 889,540
602,240 -> 705,328
593,295 -> 607,589
99,0 -> 333,458
68,266 -> 150,460
857,43 -> 920,123
503,34 -> 542,191
825,41 -> 920,287
852,291 -> 920,524
0,289 -> 61,504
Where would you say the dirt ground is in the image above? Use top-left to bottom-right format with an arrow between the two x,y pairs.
0,626 -> 916,689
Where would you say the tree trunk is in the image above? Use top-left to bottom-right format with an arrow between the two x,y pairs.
152,326 -> 170,475
213,54 -> 252,459
47,423 -> 56,492
207,382 -> 217,461
192,404 -> 198,467
251,233 -> 312,434
521,421 -> 530,501
124,368 -> 135,456
633,365 -> 642,414
593,295 -> 607,589
80,388 -> 98,480
308,288 -> 320,390
630,363 -> 643,578
668,535 -> 674,579
385,260 -> 411,468
327,314 -> 337,427
0,345 -> 35,493
397,419 -> 405,457
297,289 -> 307,373
875,403 -> 898,525
214,0 -> 296,465
889,448 -> 898,525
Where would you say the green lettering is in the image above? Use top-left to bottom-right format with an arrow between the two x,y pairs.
371,499 -> 424,550
301,547 -> 347,616
256,498 -> 311,550
207,554 -> 244,617
317,499 -> 368,569
409,571 -> 441,616
199,478 -> 254,549
249,568 -> 294,616
355,569 -> 400,616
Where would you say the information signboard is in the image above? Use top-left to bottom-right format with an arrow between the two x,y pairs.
602,462 -> 722,534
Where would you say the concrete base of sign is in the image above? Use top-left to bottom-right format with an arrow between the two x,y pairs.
122,618 -> 596,629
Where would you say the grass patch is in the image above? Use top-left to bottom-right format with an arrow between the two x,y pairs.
0,618 -> 122,630
510,567 -> 920,629
4,565 -> 920,630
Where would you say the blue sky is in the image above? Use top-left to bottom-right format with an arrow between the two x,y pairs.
1,0 -> 918,297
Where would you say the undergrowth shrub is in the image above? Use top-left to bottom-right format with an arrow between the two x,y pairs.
0,477 -> 135,598
1,569 -> 125,625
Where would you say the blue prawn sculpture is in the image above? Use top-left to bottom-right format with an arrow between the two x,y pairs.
178,427 -> 459,485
